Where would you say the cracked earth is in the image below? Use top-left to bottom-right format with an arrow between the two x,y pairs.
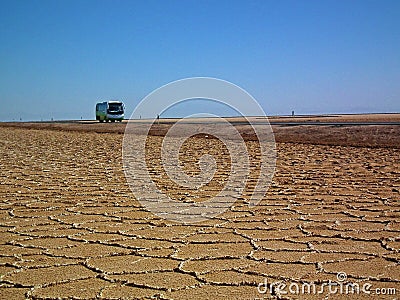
0,125 -> 399,299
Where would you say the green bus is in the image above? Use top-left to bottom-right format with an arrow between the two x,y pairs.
96,101 -> 125,122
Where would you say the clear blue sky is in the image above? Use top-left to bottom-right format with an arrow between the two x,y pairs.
1,0 -> 399,121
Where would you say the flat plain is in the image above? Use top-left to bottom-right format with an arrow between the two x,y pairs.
0,114 -> 399,299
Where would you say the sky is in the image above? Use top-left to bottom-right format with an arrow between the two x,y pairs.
0,0 -> 399,121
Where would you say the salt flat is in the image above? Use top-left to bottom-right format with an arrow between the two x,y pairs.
0,119 -> 399,299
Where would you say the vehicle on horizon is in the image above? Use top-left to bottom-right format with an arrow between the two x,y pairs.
96,101 -> 125,122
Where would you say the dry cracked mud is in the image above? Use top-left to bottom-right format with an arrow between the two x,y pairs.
0,124 -> 399,299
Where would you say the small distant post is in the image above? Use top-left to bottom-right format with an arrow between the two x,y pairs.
157,114 -> 160,124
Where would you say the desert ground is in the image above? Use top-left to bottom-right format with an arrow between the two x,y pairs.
0,114 -> 399,299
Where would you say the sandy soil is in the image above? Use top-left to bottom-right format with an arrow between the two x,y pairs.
1,113 -> 400,148
267,113 -> 400,123
0,119 -> 399,299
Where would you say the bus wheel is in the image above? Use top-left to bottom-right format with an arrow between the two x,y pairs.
99,120 -> 104,123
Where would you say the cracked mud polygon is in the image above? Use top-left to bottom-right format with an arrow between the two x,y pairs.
0,116 -> 399,299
